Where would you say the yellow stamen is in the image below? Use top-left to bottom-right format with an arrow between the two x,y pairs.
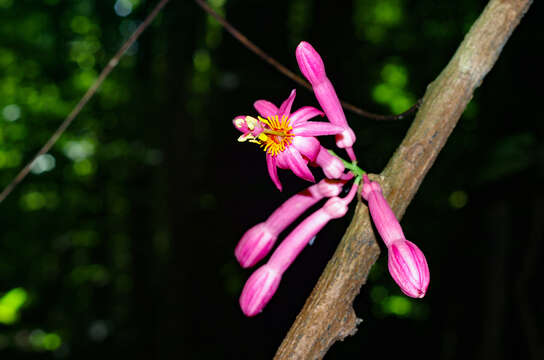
255,115 -> 294,156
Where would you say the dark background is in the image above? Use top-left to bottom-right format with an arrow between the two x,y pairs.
0,0 -> 542,358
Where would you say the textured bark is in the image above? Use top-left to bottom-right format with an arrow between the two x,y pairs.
274,0 -> 533,359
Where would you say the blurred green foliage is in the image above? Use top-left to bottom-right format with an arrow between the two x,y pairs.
0,0 -> 542,359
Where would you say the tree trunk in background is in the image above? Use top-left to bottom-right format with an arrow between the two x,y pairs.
159,2 -> 201,358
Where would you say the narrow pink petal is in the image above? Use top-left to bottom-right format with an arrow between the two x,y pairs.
292,136 -> 320,162
288,106 -> 324,126
266,154 -> 282,191
278,89 -> 296,118
254,100 -> 279,118
278,146 -> 315,183
293,121 -> 345,137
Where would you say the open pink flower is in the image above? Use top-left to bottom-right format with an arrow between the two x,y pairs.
233,89 -> 345,191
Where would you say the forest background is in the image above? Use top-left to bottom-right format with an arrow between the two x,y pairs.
0,0 -> 542,359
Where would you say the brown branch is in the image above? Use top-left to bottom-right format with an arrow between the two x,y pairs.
0,0 -> 170,204
194,0 -> 419,121
274,0 -> 533,359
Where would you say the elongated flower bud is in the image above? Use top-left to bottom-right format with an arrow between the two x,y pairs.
361,175 -> 430,298
388,240 -> 430,298
235,179 -> 344,268
239,183 -> 358,316
239,264 -> 281,317
295,42 -> 356,158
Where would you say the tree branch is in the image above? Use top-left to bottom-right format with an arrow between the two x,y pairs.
274,0 -> 533,358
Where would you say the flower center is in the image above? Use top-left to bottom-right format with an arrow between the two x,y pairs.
256,115 -> 294,156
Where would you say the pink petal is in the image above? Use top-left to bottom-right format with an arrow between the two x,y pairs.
278,89 -> 296,118
288,106 -> 324,126
293,121 -> 345,137
292,136 -> 320,162
266,154 -> 282,191
278,146 -> 315,183
254,100 -> 279,118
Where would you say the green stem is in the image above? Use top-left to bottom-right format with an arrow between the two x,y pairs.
328,150 -> 366,177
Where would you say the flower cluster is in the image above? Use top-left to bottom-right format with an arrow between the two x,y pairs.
233,42 -> 430,317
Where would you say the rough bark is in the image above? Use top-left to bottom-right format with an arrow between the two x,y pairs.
274,0 -> 533,358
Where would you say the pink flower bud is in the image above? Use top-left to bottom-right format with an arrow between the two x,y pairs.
239,264 -> 281,317
235,179 -> 344,268
295,42 -> 356,154
388,240 -> 430,298
267,182 -> 357,274
235,223 -> 276,268
295,41 -> 326,85
239,183 -> 359,316
361,175 -> 430,298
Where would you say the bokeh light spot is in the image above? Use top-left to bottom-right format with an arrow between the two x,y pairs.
2,104 -> 21,121
449,190 -> 468,209
30,154 -> 56,174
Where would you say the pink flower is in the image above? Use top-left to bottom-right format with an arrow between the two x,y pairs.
296,41 -> 357,161
235,179 -> 344,268
361,175 -> 430,298
233,89 -> 345,191
239,182 -> 359,316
